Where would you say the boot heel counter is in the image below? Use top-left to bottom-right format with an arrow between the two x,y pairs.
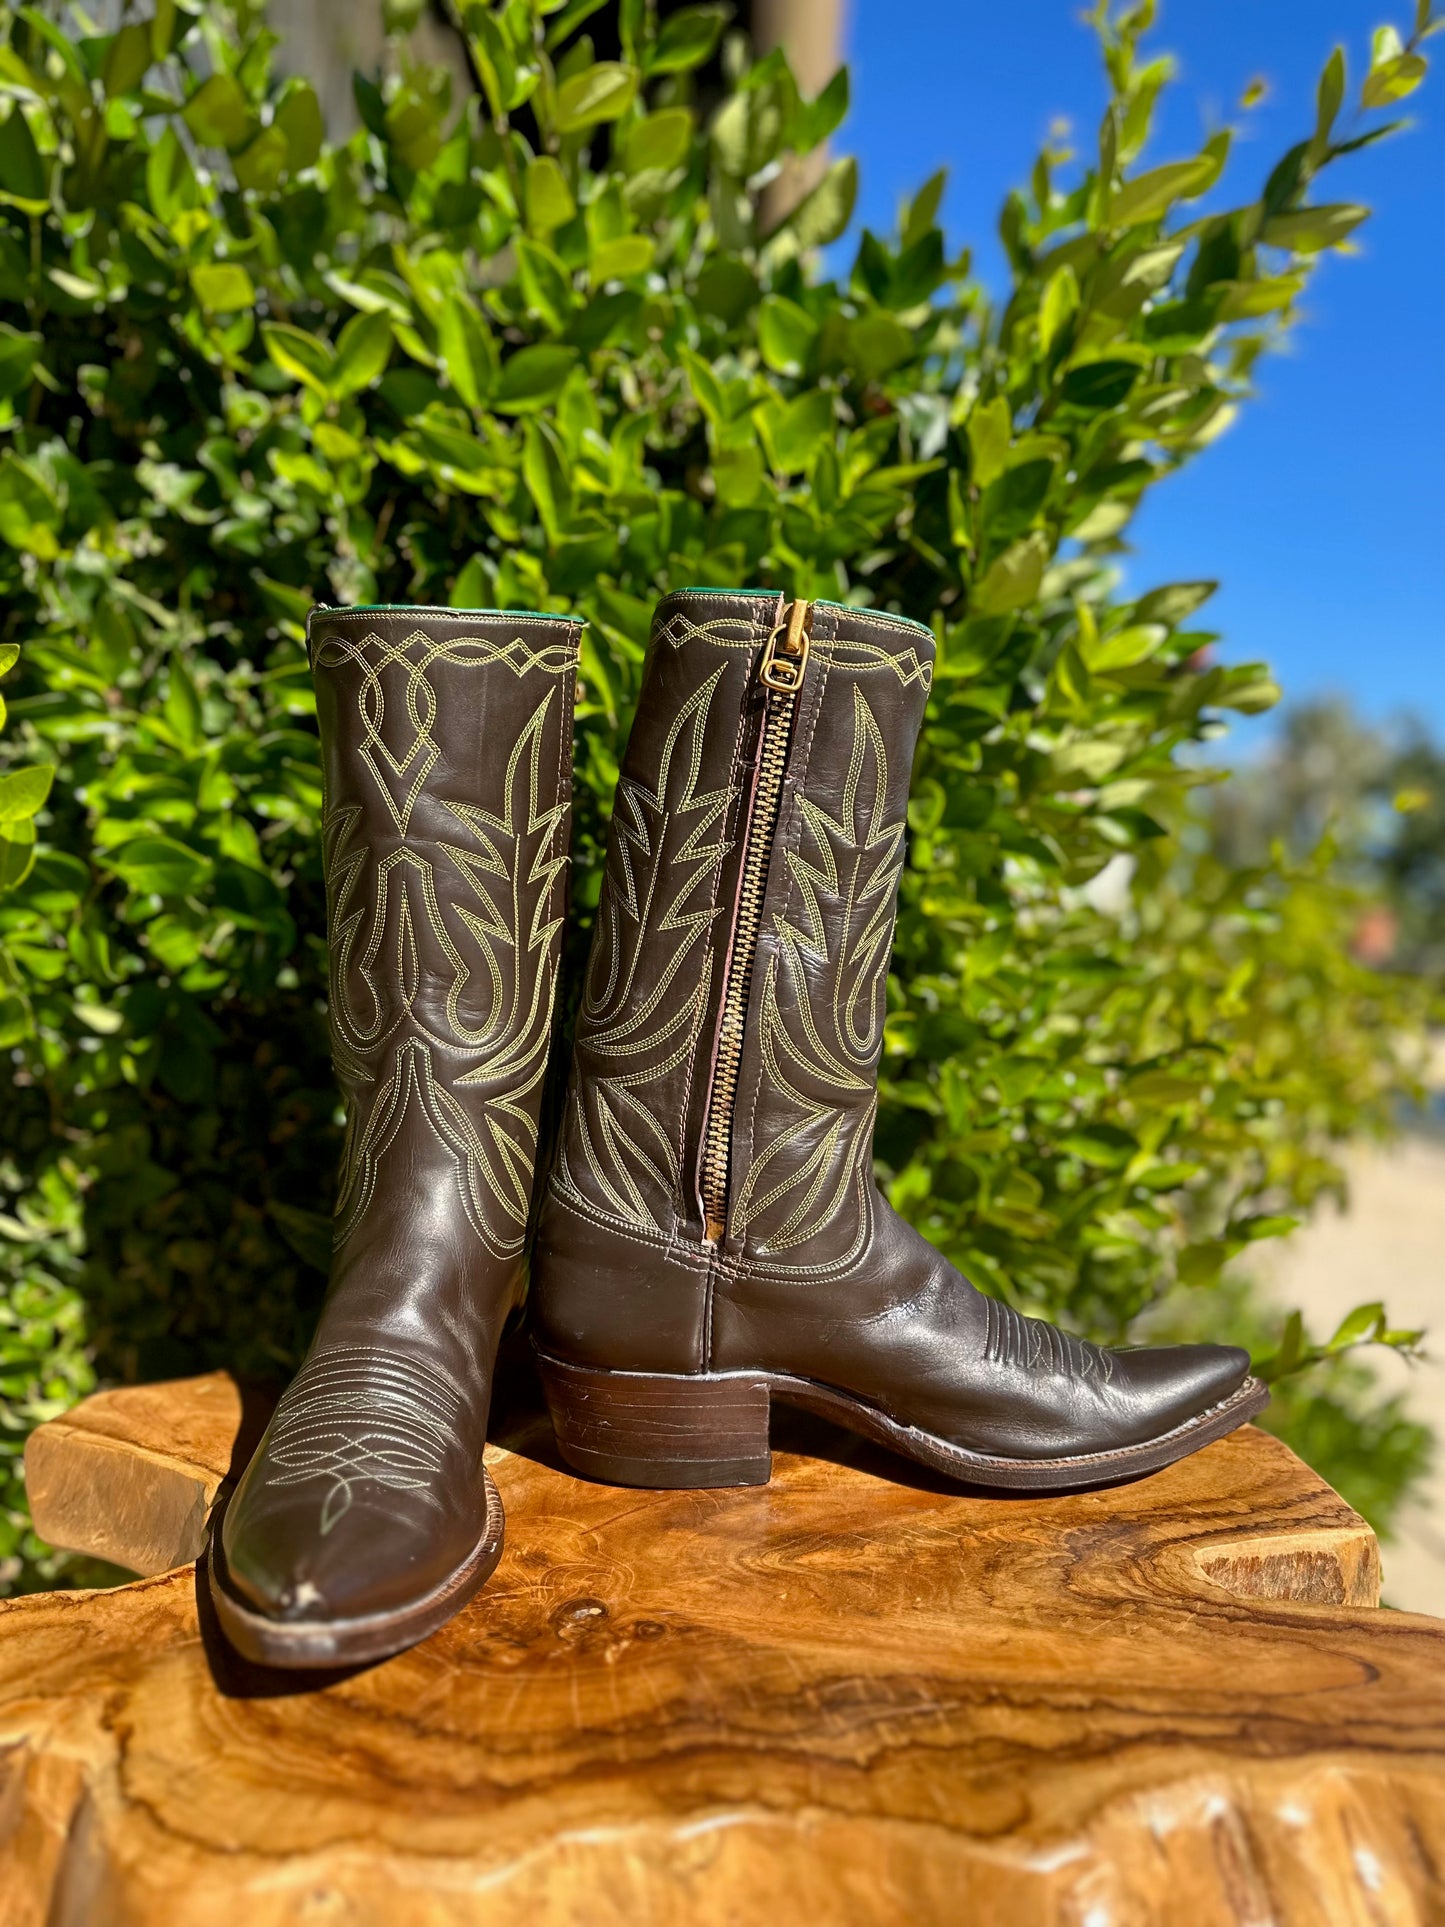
536,1352 -> 771,1488
530,1188 -> 710,1374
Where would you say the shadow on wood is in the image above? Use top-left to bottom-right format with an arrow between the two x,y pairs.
2,1366 -> 1443,1924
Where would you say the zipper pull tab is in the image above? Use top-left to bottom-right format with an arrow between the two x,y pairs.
759,598 -> 811,693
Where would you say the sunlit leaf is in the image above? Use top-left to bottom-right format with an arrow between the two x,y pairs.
191,262 -> 255,313
182,72 -> 251,149
554,62 -> 638,132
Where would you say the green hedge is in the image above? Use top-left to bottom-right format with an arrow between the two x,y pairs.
0,0 -> 1436,1584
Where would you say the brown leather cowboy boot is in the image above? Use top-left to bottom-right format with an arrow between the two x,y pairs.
531,589 -> 1266,1490
211,605 -> 580,1665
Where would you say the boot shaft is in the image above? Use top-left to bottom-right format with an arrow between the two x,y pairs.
308,605 -> 581,1262
550,589 -> 934,1270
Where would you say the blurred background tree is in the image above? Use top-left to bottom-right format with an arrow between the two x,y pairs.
0,0 -> 1437,1590
1211,699 -> 1445,980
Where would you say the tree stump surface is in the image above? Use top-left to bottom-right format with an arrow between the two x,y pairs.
2,1368 -> 1443,1925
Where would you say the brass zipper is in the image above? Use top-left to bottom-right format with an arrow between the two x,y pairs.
698,597 -> 812,1244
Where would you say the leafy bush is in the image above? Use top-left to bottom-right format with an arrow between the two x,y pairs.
1211,697 -> 1445,980
0,0 -> 1437,1585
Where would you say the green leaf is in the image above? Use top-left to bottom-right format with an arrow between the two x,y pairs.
0,102 -> 47,204
1263,1309 -> 1308,1381
544,0 -> 610,49
494,345 -> 577,413
152,0 -> 178,58
262,322 -> 336,396
383,81 -> 446,172
590,234 -> 655,281
1059,1125 -> 1136,1168
1236,1213 -> 1302,1243
758,295 -> 818,375
845,310 -> 913,380
1081,623 -> 1166,671
0,838 -> 34,893
522,419 -> 570,543
712,83 -> 786,181
163,661 -> 202,750
646,4 -> 728,75
1135,581 -> 1216,627
1110,156 -> 1215,225
104,836 -> 213,896
794,66 -> 849,152
776,155 -> 857,248
1393,786 -> 1432,814
233,125 -> 289,192
1362,51 -> 1428,106
275,78 -> 324,171
554,62 -> 638,133
0,325 -> 41,402
620,108 -> 693,174
971,532 -> 1048,614
679,347 -> 726,424
695,255 -> 759,323
1038,263 -> 1078,357
466,9 -> 515,121
331,312 -> 393,397
1259,204 -> 1368,252
48,269 -> 105,304
517,238 -> 575,332
438,295 -> 498,410
967,397 -> 1012,488
1216,671 -> 1281,714
902,169 -> 947,248
101,21 -> 151,97
525,155 -> 577,233
1315,47 -> 1346,142
0,455 -> 61,560
1059,359 -> 1140,410
182,73 -> 252,150
0,765 -> 53,824
765,388 -> 835,472
191,262 -> 255,314
713,442 -> 765,507
1372,23 -> 1405,65
147,125 -> 199,222
982,457 -> 1054,537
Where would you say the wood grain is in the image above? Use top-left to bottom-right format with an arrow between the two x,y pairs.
22,1371 -> 266,1577
3,1374 -> 1444,1925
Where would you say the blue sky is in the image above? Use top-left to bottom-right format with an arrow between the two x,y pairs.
841,0 -> 1445,743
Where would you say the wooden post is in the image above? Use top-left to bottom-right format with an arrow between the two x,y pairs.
753,0 -> 847,229
2,1371 -> 1443,1921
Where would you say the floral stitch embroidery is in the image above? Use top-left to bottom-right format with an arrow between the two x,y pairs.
733,685 -> 906,1257
554,665 -> 738,1231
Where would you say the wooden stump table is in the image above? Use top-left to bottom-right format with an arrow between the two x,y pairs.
2,1365 -> 1443,1925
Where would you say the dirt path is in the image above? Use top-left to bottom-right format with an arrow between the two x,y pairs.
1257,1130 -> 1445,1612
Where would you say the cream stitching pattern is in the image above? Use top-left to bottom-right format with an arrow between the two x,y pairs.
554,665 -> 738,1233
313,627 -> 578,832
983,1294 -> 1116,1385
263,1347 -> 463,1535
732,684 -> 906,1259
655,607 -> 935,692
320,628 -> 573,1262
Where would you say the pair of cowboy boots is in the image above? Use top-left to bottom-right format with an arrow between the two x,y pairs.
211,592 -> 1266,1667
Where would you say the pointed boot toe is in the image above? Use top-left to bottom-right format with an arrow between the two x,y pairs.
1113,1342 -> 1254,1438
215,1463 -> 503,1661
531,590 -> 1268,1495
210,607 -> 578,1669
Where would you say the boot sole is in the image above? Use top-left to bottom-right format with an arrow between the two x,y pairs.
535,1350 -> 1271,1493
205,1467 -> 505,1669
